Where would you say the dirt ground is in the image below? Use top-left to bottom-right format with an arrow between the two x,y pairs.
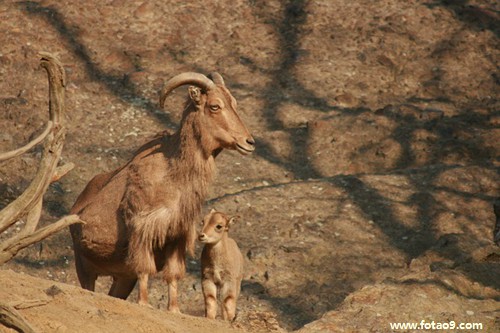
1,0 -> 499,332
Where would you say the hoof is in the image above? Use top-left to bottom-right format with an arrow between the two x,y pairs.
168,306 -> 181,314
138,301 -> 153,309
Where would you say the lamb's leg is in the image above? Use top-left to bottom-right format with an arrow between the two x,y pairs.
221,283 -> 237,321
236,278 -> 242,300
202,279 -> 218,319
137,273 -> 150,306
109,277 -> 137,299
223,296 -> 236,321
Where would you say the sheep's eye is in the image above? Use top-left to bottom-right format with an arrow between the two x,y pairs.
215,224 -> 223,231
209,105 -> 220,112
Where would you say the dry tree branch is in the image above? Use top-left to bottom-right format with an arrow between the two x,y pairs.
0,303 -> 38,333
0,52 -> 67,233
0,214 -> 81,265
0,52 -> 80,333
0,121 -> 54,162
0,52 -> 82,256
23,199 -> 43,236
51,162 -> 75,183
10,299 -> 51,310
0,112 -> 66,234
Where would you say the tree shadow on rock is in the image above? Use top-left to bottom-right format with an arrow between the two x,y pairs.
19,1 -> 176,128
426,0 -> 500,37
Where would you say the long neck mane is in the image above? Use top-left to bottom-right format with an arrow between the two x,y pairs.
165,105 -> 217,253
170,104 -> 216,185
125,104 -> 220,272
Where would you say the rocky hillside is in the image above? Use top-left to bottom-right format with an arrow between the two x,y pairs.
1,0 -> 499,332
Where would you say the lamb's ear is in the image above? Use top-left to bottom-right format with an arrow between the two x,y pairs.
209,208 -> 216,214
188,86 -> 202,105
228,215 -> 241,227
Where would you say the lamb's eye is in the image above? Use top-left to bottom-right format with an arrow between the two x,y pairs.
209,105 -> 220,112
216,225 -> 223,231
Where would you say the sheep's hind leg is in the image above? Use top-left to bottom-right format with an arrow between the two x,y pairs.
74,253 -> 97,291
108,277 -> 137,300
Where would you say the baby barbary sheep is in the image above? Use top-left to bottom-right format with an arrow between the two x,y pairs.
199,209 -> 244,321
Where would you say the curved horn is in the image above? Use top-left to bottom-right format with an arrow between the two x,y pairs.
208,72 -> 225,86
159,72 -> 215,108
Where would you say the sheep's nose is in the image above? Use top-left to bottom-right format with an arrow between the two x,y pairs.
246,137 -> 255,146
198,233 -> 206,241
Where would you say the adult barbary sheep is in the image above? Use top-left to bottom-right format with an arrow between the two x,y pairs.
69,72 -> 254,312
199,209 -> 244,321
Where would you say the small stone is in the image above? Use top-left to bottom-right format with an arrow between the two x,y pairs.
45,285 -> 63,297
134,2 -> 154,20
247,246 -> 269,260
335,92 -> 357,107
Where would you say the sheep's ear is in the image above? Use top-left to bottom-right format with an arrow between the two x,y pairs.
188,86 -> 202,105
209,208 -> 216,214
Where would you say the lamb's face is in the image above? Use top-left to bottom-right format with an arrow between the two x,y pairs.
198,210 -> 230,244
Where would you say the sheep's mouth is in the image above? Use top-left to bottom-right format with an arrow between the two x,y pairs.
236,143 -> 255,155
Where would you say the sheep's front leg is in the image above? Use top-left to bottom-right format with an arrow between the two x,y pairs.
167,279 -> 180,313
137,273 -> 150,306
162,243 -> 187,313
202,278 -> 218,319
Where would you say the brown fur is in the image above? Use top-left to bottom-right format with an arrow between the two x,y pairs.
199,210 -> 244,321
70,73 -> 254,311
